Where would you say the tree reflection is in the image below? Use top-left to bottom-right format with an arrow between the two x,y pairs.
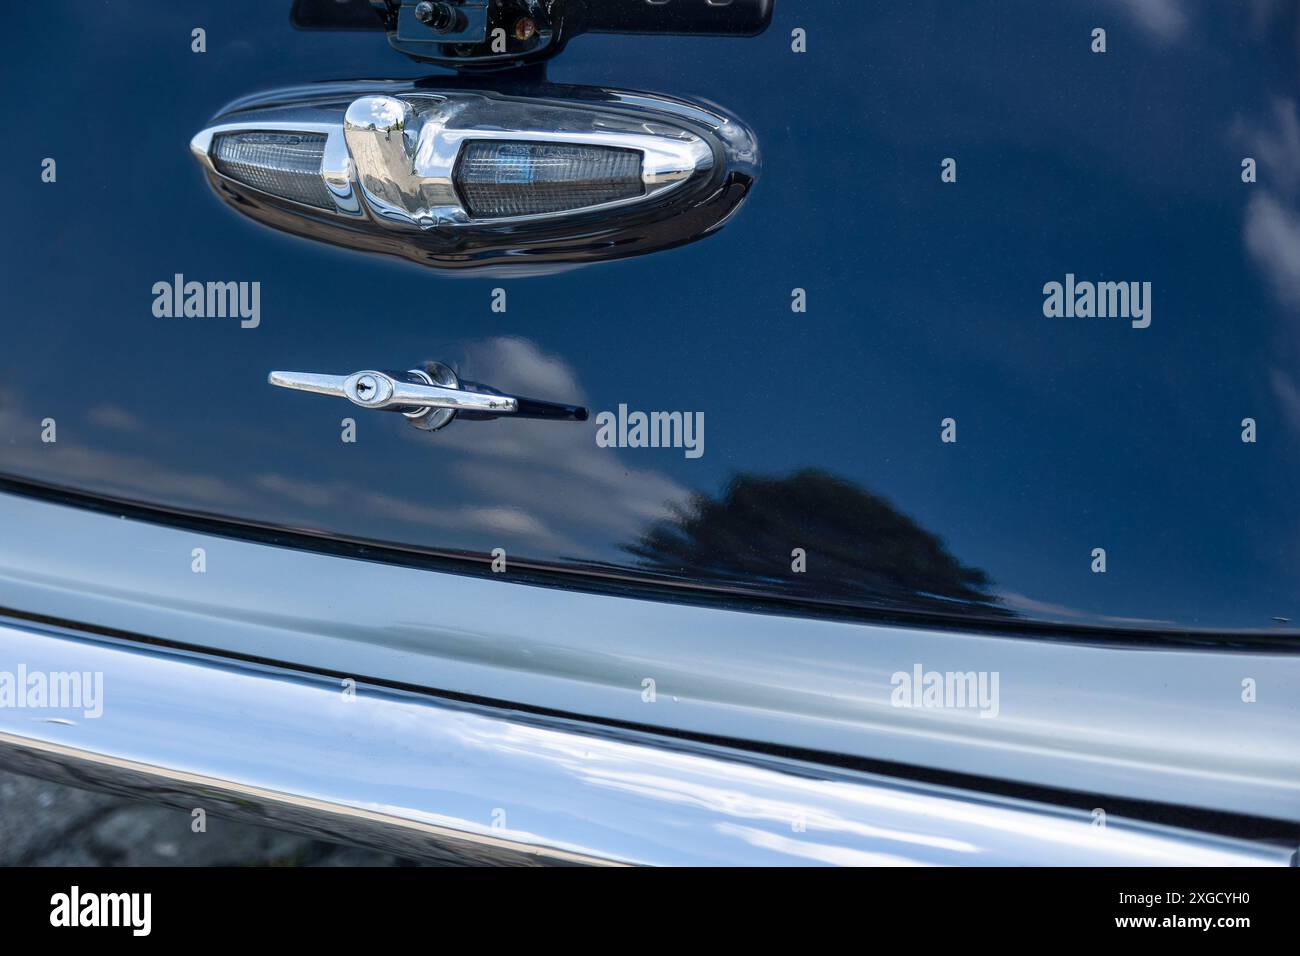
625,468 -> 1005,616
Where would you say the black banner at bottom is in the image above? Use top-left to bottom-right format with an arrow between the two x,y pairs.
0,866 -> 1291,941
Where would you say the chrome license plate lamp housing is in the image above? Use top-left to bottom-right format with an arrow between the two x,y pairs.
190,83 -> 759,273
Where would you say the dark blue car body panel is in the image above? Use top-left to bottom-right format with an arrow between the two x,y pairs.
2,1 -> 1298,636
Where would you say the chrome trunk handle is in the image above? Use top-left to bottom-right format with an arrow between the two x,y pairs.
268,362 -> 586,431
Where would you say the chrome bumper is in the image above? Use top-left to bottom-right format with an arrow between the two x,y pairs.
4,491 -> 1297,826
0,617 -> 1291,866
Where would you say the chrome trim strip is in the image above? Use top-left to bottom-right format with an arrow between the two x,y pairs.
0,491 -> 1297,825
0,618 -> 1290,866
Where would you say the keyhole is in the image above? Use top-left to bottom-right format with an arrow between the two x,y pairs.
352,373 -> 383,404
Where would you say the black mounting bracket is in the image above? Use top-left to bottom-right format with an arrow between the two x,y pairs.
292,0 -> 772,72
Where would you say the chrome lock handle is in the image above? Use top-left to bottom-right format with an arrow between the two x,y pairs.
268,369 -> 517,414
269,362 -> 586,431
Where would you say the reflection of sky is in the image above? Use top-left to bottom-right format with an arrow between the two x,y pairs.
1,1 -> 1298,631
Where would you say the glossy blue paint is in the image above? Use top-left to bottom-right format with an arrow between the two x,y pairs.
2,1 -> 1297,634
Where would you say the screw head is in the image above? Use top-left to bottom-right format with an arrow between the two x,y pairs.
414,1 -> 455,32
